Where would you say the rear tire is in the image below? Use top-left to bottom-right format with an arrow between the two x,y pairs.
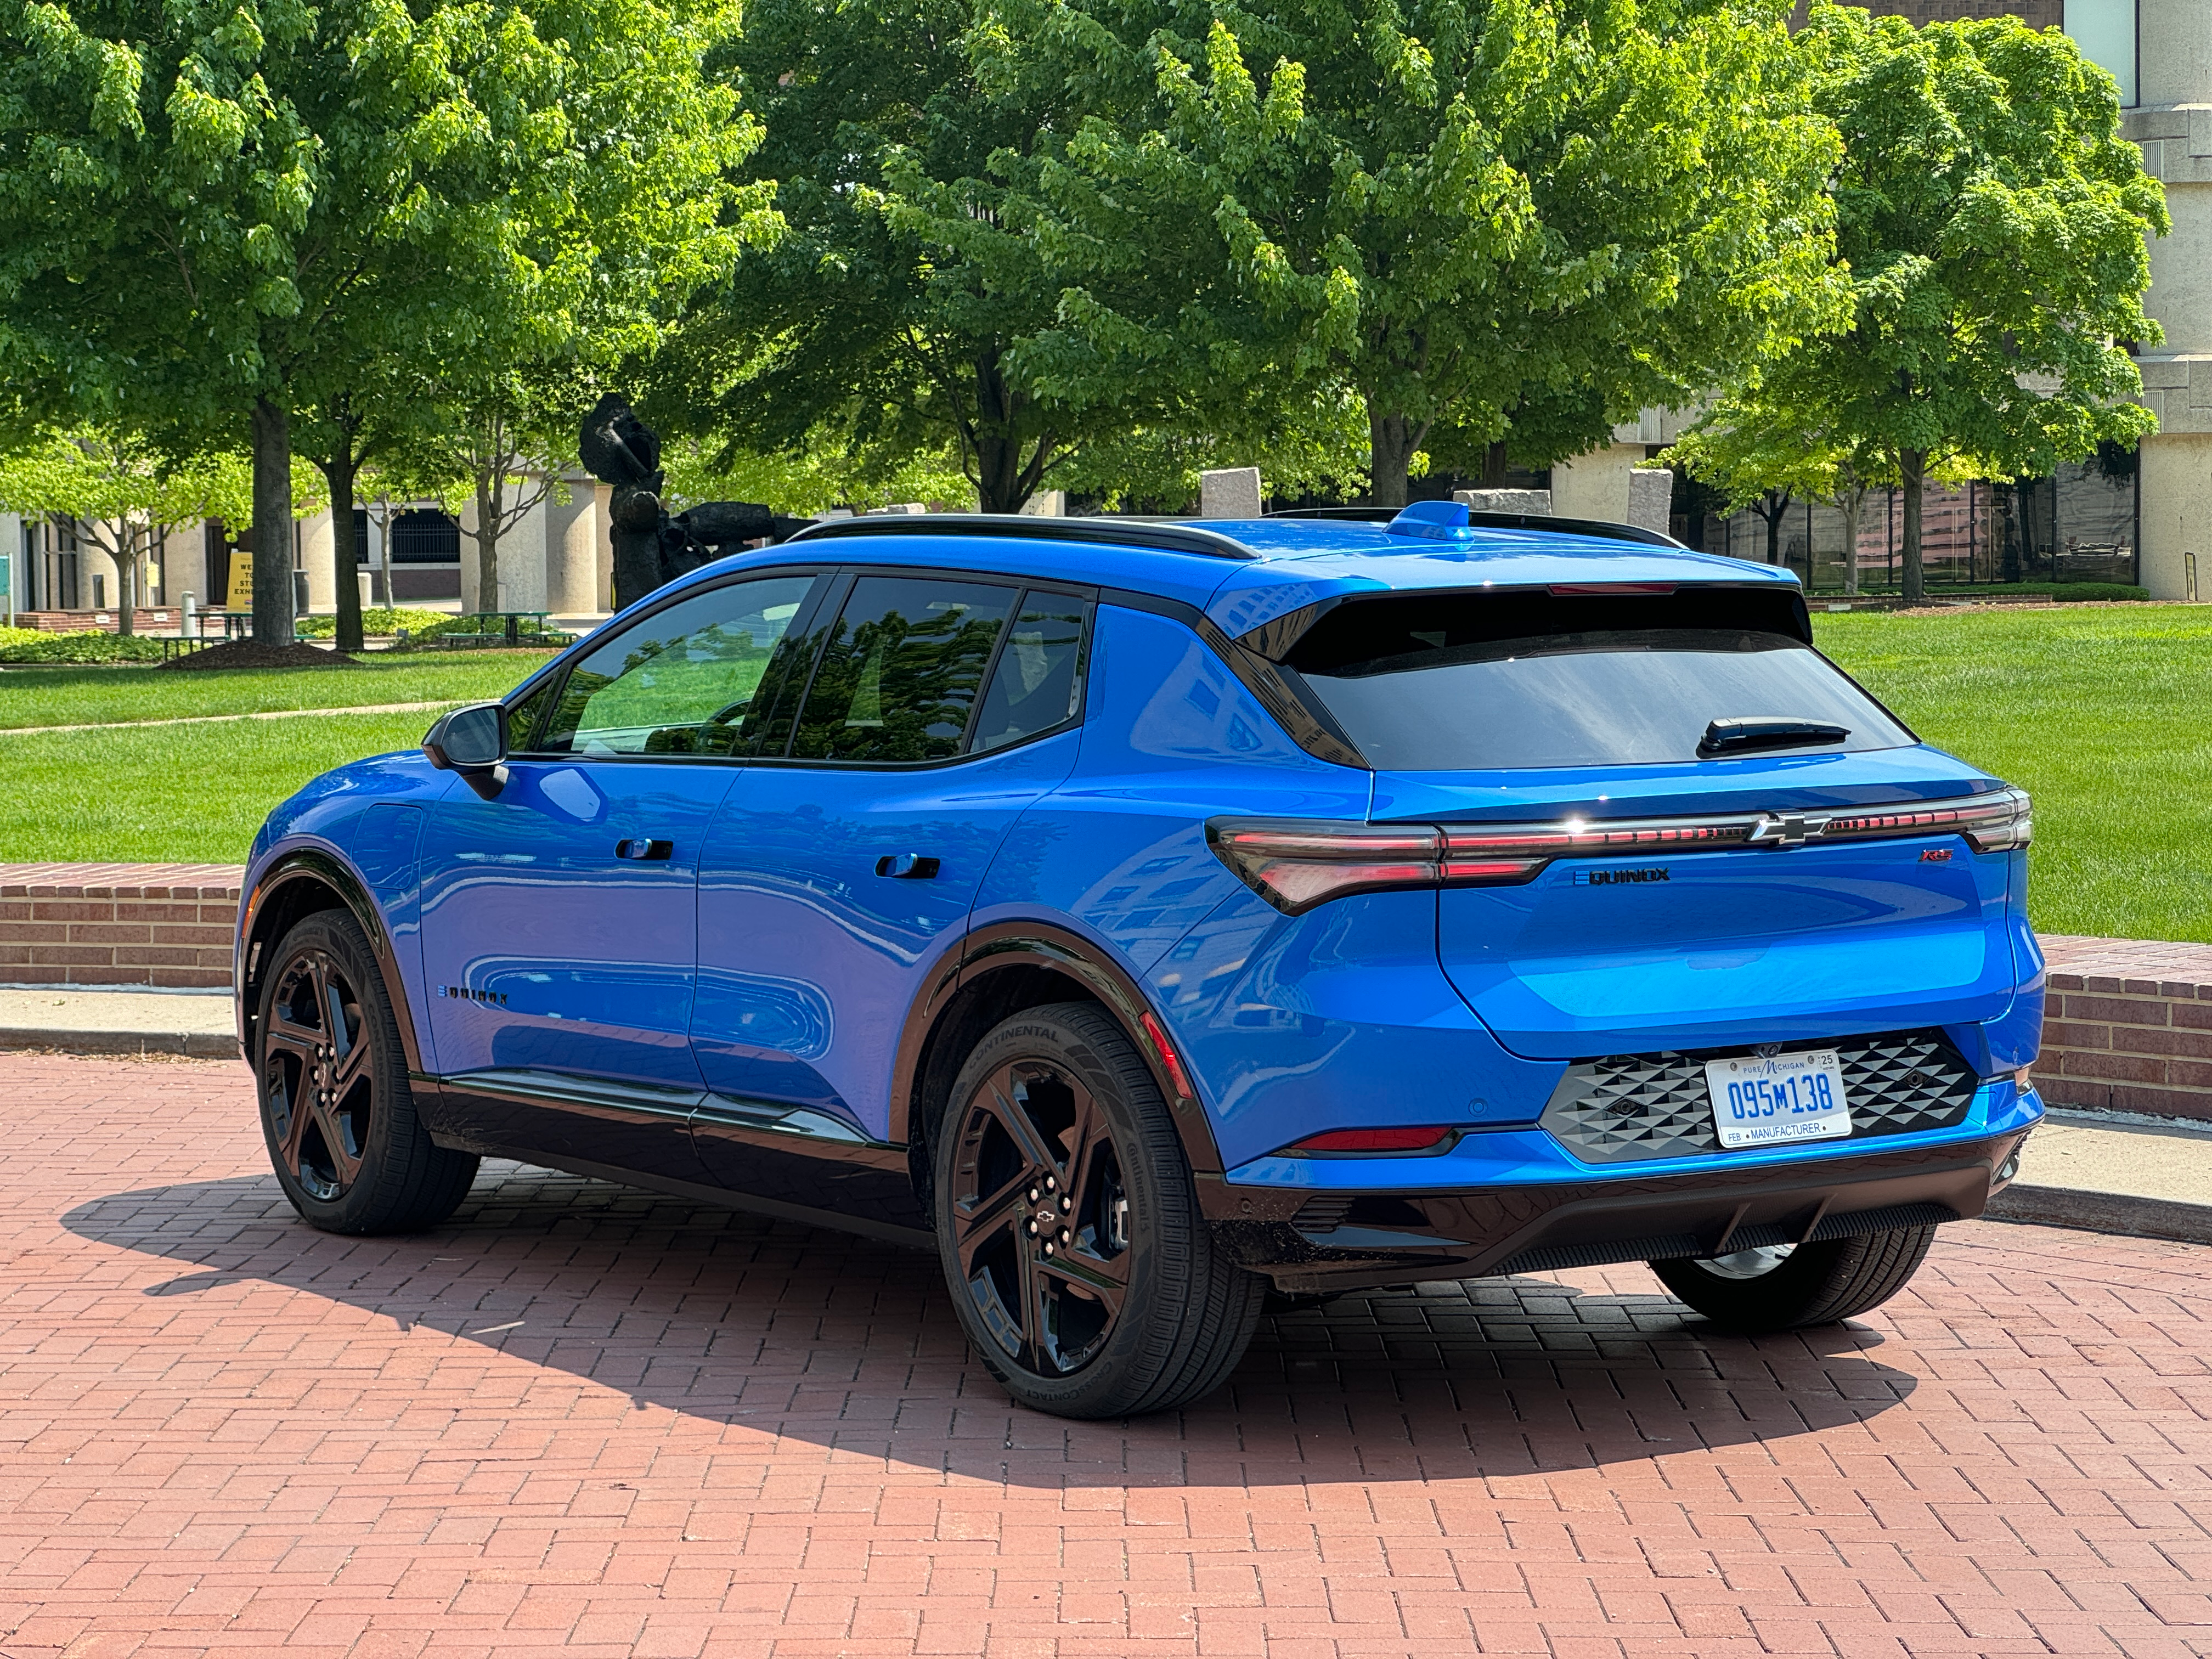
1649,1224 -> 1937,1331
255,909 -> 478,1234
933,1002 -> 1265,1419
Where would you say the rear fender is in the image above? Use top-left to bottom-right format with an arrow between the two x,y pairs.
236,847 -> 428,1081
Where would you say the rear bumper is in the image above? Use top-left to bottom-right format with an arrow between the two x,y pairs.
1208,1126 -> 2030,1294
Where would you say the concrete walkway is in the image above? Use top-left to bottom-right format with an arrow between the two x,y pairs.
0,698 -> 461,735
0,985 -> 236,1056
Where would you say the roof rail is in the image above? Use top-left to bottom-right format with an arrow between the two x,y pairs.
780,511 -> 1258,561
1267,504 -> 1684,549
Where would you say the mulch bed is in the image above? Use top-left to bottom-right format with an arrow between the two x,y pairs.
157,641 -> 359,671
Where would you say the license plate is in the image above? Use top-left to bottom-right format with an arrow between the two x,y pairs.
1707,1050 -> 1852,1148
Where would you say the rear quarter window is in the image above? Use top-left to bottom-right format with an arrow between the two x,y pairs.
1280,588 -> 1914,771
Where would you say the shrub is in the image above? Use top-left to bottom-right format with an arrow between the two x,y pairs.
0,625 -> 46,651
294,607 -> 453,638
0,630 -> 168,664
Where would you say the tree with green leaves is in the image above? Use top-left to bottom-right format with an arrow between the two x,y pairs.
0,0 -> 763,643
1684,7 -> 2168,601
655,0 -> 1319,513
1011,0 -> 1849,506
0,430 -> 258,632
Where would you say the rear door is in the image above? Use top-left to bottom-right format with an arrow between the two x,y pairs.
1280,584 -> 2020,1058
690,575 -> 1088,1198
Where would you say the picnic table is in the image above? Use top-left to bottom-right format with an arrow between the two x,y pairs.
431,612 -> 573,649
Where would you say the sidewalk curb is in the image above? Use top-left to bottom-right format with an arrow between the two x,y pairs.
0,1028 -> 236,1059
1987,1183 -> 2212,1246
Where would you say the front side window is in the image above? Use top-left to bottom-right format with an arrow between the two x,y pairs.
789,576 -> 1017,763
1282,588 -> 1914,771
532,574 -> 817,757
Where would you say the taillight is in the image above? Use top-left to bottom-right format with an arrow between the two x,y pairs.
1206,820 -> 1545,915
1284,1125 -> 1459,1154
1209,788 -> 2031,916
1819,787 -> 2032,853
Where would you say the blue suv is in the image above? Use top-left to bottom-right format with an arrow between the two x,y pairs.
236,502 -> 2044,1418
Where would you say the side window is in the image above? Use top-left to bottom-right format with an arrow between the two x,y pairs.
537,574 -> 818,757
972,594 -> 1088,753
789,576 -> 1016,763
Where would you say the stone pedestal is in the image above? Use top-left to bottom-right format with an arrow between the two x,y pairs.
1454,489 -> 1551,515
1199,467 -> 1263,518
1626,469 -> 1675,536
1548,443 -> 1645,523
1019,491 -> 1067,517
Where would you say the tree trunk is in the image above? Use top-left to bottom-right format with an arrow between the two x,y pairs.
970,352 -> 1045,514
1368,411 -> 1419,510
116,527 -> 137,636
1481,439 -> 1509,489
1901,450 -> 1927,603
474,470 -> 500,614
250,398 -> 296,642
324,449 -> 364,653
1841,492 -> 1863,596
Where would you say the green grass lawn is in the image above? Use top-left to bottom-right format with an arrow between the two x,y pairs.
0,712 -> 440,865
1811,606 -> 2212,944
0,651 -> 554,730
0,609 -> 2203,941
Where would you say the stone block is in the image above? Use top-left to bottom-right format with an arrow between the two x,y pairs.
1627,469 -> 1674,535
1198,469 -> 1263,520
1454,489 -> 1551,516
1018,491 -> 1066,518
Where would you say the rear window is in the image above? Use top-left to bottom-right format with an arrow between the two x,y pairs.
1280,589 -> 1914,771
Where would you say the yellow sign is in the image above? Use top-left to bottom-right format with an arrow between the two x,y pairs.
225,551 -> 253,610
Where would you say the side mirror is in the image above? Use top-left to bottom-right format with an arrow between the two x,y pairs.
424,702 -> 510,800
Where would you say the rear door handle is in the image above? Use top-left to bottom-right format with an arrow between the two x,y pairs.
616,838 -> 674,861
875,853 -> 941,879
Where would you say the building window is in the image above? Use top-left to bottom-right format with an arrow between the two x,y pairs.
2065,0 -> 2137,106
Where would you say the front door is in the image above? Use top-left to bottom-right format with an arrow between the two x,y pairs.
691,574 -> 1090,1212
418,569 -> 823,1176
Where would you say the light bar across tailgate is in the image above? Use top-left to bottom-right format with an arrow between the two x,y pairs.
1206,788 -> 2030,915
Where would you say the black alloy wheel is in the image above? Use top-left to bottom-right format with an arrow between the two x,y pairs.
255,909 -> 479,1234
934,1002 -> 1265,1419
262,945 -> 374,1201
950,1054 -> 1133,1376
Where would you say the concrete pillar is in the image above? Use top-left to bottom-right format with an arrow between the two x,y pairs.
298,509 -> 337,613
1549,442 -> 1644,522
2126,0 -> 2212,599
545,475 -> 603,617
1199,467 -> 1263,518
499,489 -> 550,613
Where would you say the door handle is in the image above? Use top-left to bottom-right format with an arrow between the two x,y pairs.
615,838 -> 674,861
875,853 -> 941,879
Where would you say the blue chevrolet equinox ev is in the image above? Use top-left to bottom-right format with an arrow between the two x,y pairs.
236,501 -> 2044,1418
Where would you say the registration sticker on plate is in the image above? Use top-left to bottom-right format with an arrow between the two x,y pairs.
1707,1050 -> 1852,1149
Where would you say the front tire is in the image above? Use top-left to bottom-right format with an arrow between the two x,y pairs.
1649,1224 -> 1938,1331
255,909 -> 478,1234
933,1002 -> 1265,1419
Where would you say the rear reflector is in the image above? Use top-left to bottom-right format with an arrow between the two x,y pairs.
1286,1126 -> 1458,1154
1207,788 -> 2031,916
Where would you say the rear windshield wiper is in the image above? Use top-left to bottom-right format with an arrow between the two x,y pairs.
1699,716 -> 1850,757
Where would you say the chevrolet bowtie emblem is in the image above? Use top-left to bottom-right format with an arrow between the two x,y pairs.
1750,812 -> 1818,848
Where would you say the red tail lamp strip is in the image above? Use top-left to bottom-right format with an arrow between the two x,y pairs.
1289,1126 -> 1458,1154
1206,789 -> 2030,916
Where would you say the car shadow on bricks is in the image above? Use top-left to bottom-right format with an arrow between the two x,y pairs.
61,1159 -> 1918,1484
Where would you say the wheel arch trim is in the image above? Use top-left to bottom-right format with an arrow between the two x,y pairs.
889,919 -> 1226,1183
236,846 -> 426,1077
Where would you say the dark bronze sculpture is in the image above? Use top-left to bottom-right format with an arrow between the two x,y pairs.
580,393 -> 808,609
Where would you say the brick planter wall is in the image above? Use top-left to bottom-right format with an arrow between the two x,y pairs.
2035,936 -> 2212,1126
3,862 -> 2209,1122
0,864 -> 244,989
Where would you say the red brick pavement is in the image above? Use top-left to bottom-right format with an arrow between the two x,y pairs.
1,1054 -> 2207,1659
